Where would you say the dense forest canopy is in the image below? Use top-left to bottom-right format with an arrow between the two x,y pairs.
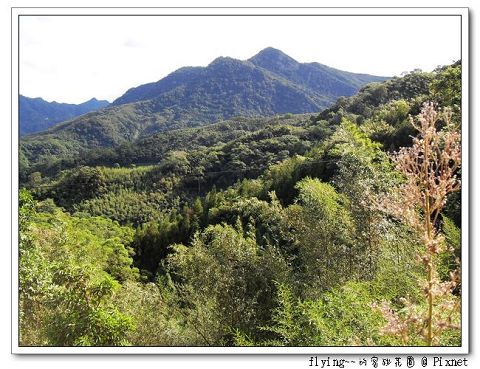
19,61 -> 462,347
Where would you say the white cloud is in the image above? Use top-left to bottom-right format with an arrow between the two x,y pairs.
19,14 -> 461,104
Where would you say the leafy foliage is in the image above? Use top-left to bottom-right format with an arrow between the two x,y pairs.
19,193 -> 138,346
263,282 -> 395,346
166,222 -> 292,344
287,178 -> 354,295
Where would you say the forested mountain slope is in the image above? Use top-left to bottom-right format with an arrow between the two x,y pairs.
23,113 -> 318,177
114,47 -> 386,107
19,95 -> 109,135
20,48 -> 387,170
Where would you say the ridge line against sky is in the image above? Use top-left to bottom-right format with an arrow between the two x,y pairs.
20,14 -> 461,104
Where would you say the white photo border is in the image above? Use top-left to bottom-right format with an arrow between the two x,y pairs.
11,6 -> 469,355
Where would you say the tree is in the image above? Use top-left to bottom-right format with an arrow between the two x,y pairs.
376,102 -> 461,346
166,222 -> 291,344
331,120 -> 396,280
19,189 -> 52,345
287,177 -> 354,297
19,196 -> 137,346
261,282 -> 393,347
49,166 -> 107,209
430,63 -> 461,113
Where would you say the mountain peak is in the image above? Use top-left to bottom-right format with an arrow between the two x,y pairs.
110,47 -> 387,112
209,56 -> 244,67
249,47 -> 299,69
80,97 -> 110,107
209,56 -> 229,63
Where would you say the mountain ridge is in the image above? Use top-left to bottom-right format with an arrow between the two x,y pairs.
112,47 -> 387,107
19,95 -> 110,135
20,47 -> 389,169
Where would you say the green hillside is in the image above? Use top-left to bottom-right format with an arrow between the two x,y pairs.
19,62 -> 462,348
20,48 -> 387,172
19,95 -> 109,135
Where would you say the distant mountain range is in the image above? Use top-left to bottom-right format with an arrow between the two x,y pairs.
112,47 -> 386,109
19,96 -> 110,135
20,47 -> 389,168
